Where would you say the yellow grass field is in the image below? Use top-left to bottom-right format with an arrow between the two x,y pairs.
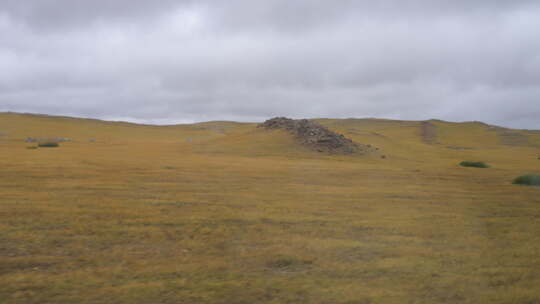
1,112 -> 540,304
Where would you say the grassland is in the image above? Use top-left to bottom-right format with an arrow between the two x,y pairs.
1,112 -> 540,304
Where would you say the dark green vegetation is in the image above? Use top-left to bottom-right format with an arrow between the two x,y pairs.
513,175 -> 540,186
37,141 -> 59,147
459,161 -> 490,168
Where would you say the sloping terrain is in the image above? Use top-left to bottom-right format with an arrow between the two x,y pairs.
1,112 -> 540,304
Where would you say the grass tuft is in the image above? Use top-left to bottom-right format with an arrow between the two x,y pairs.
459,161 -> 489,168
513,175 -> 540,186
38,141 -> 59,148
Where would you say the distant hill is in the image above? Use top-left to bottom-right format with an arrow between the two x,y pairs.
1,112 -> 539,158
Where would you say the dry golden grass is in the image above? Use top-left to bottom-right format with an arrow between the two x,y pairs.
1,112 -> 540,304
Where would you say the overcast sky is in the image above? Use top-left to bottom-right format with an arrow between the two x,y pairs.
1,1 -> 539,128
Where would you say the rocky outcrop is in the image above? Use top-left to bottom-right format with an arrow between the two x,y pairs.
258,117 -> 375,154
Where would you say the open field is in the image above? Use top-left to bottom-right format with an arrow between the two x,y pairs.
1,112 -> 540,304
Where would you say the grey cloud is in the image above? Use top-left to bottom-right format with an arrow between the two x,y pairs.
0,0 -> 189,30
0,1 -> 539,129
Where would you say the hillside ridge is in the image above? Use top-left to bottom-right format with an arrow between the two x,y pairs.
1,112 -> 539,131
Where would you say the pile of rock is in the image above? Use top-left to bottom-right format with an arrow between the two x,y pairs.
259,117 -> 368,154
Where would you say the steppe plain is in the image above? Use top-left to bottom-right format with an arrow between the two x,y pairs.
1,112 -> 539,304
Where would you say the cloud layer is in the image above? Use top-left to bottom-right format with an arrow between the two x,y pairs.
1,1 -> 539,128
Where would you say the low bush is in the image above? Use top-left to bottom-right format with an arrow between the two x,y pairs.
460,161 -> 489,168
513,175 -> 540,186
38,141 -> 59,148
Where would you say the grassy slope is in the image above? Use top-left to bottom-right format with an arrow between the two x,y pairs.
1,112 -> 540,304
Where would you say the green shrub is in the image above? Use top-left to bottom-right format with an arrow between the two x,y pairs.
459,161 -> 489,168
38,141 -> 59,148
513,175 -> 540,186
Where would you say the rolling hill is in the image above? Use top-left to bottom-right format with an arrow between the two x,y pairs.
1,112 -> 539,304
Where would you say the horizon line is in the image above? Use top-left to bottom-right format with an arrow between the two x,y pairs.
1,111 -> 535,131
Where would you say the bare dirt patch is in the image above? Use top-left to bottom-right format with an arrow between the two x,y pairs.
420,121 -> 437,144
